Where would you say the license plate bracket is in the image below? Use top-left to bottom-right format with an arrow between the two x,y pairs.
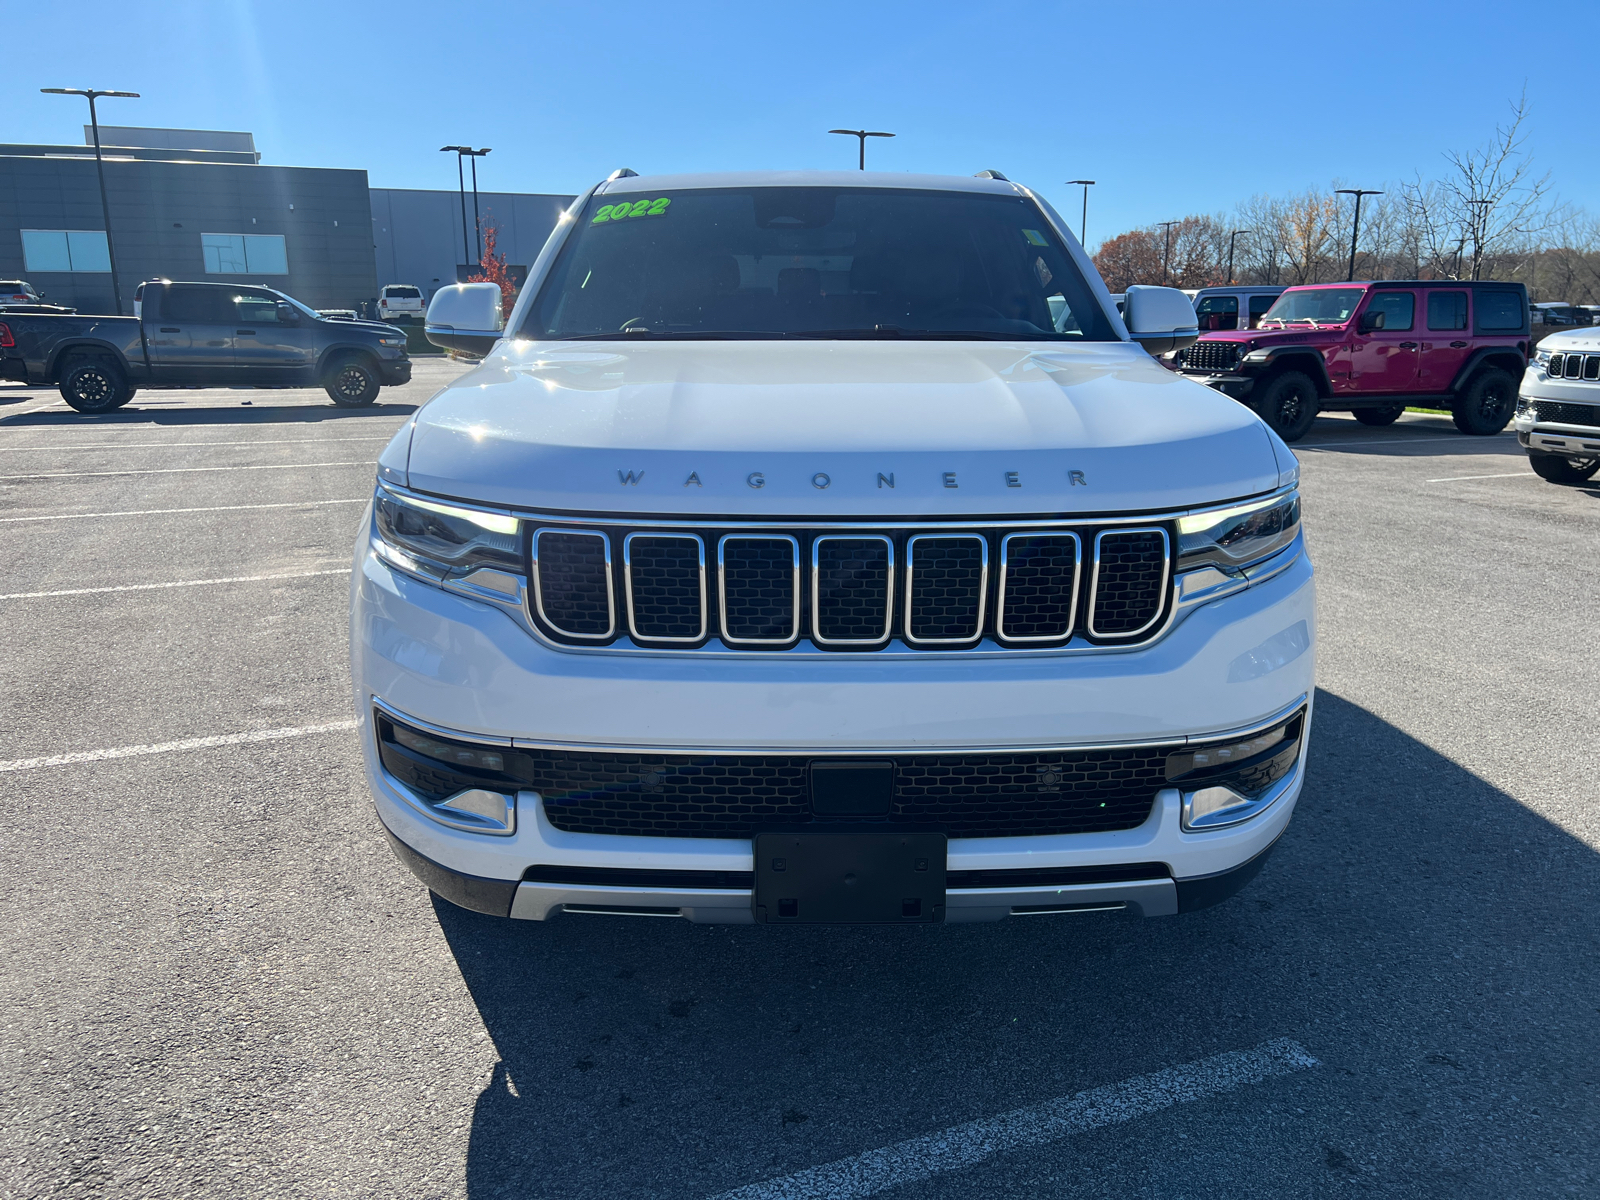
753,830 -> 946,924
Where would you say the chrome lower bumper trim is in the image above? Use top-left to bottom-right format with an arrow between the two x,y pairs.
508,877 -> 1179,923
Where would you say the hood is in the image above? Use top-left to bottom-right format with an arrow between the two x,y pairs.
325,318 -> 397,337
1538,326 -> 1600,353
1195,326 -> 1345,349
399,340 -> 1284,516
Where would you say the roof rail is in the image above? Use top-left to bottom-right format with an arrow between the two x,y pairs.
607,168 -> 640,181
973,169 -> 1009,181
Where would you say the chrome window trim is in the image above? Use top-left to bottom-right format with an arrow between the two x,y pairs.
717,533 -> 801,646
622,532 -> 707,644
810,534 -> 894,646
904,533 -> 989,645
530,527 -> 616,640
996,531 -> 1080,643
1088,527 -> 1171,640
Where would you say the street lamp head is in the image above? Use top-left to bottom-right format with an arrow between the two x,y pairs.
465,147 -> 491,156
440,145 -> 465,153
1066,179 -> 1095,186
42,87 -> 139,98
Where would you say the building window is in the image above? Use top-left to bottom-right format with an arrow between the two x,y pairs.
201,233 -> 288,275
21,230 -> 111,273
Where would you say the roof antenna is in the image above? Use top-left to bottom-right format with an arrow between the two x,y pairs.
973,169 -> 1009,181
606,168 -> 639,180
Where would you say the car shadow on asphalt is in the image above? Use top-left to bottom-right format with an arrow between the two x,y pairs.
0,401 -> 417,427
432,689 -> 1600,1199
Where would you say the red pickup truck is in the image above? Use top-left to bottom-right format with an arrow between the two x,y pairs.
1171,280 -> 1530,440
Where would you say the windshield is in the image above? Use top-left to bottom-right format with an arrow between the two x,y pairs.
268,289 -> 324,320
521,186 -> 1118,341
1259,287 -> 1365,327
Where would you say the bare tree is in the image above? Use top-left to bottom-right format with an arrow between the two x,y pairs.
1399,91 -> 1554,281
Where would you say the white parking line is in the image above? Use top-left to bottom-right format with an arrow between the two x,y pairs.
711,1038 -> 1319,1200
1425,471 -> 1534,483
0,460 -> 375,481
0,497 -> 368,523
0,720 -> 359,773
0,568 -> 348,601
1298,433 -> 1513,450
0,436 -> 390,452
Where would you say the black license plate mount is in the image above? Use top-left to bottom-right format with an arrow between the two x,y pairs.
753,830 -> 947,924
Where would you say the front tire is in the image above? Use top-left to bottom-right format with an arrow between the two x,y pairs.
1528,452 -> 1600,484
1452,368 -> 1515,435
58,356 -> 131,414
324,354 -> 380,407
1353,404 -> 1404,426
1251,370 -> 1319,441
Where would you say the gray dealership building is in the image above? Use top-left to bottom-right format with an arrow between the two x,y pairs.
0,126 -> 573,315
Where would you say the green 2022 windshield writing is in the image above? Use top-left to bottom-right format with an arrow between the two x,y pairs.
592,197 -> 672,224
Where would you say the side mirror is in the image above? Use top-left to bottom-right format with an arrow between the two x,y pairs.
1358,310 -> 1385,333
426,283 -> 505,355
1122,285 -> 1200,355
276,302 -> 300,323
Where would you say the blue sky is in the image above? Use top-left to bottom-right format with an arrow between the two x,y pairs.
7,0 -> 1592,247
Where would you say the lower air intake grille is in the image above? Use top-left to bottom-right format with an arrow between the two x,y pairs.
1091,530 -> 1169,637
533,747 -> 1164,839
1533,400 -> 1600,427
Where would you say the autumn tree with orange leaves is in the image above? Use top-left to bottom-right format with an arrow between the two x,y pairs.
468,214 -> 518,317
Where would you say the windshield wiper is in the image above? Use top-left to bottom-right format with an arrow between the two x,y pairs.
556,330 -> 791,341
789,325 -> 1040,341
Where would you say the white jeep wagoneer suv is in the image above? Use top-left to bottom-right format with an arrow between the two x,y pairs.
350,169 -> 1314,926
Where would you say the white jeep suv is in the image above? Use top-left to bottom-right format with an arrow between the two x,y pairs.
350,170 -> 1314,926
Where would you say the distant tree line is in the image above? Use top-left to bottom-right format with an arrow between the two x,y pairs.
1091,95 -> 1600,303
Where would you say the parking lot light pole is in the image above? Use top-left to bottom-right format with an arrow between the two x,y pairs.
440,147 -> 472,272
1066,180 -> 1095,246
1227,229 -> 1252,285
1158,221 -> 1179,284
41,87 -> 139,314
1336,189 -> 1383,282
828,129 -> 895,170
463,148 -> 491,262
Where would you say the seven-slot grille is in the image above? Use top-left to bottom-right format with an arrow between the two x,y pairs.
1548,352 -> 1600,382
530,521 -> 1173,651
1532,399 -> 1600,428
1178,340 -> 1243,372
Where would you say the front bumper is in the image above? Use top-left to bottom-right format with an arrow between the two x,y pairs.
379,359 -> 412,386
352,526 -> 1316,923
1514,370 -> 1600,457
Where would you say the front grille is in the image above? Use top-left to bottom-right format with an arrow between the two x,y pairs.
1179,340 -> 1243,372
525,519 -> 1176,652
1533,399 -> 1600,427
1549,352 -> 1600,381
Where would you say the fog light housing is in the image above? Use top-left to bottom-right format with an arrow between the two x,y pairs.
1173,709 -> 1305,831
1185,784 -> 1253,825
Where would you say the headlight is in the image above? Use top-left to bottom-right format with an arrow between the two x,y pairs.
1534,348 -> 1551,368
1177,489 -> 1300,575
372,486 -> 523,579
379,335 -> 406,346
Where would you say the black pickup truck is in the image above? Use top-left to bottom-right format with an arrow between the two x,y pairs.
0,280 -> 412,413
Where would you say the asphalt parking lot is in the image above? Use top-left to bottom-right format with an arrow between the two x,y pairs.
2,365 -> 1597,1199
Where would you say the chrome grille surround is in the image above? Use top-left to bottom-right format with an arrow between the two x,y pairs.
996,531 -> 1081,642
717,533 -> 801,646
811,535 -> 894,646
904,533 -> 989,645
1088,528 -> 1171,640
531,528 -> 615,640
622,533 -> 706,644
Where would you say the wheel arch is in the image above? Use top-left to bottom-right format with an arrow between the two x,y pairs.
316,342 -> 383,376
1257,348 -> 1333,398
1449,347 -> 1526,394
46,338 -> 131,383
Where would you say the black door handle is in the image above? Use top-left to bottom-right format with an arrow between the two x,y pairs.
236,329 -> 255,335
1450,340 -> 1468,348
159,327 -> 179,332
1399,341 -> 1418,349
